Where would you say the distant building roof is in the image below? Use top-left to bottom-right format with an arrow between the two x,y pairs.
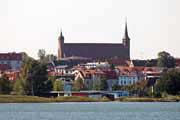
0,52 -> 23,61
108,59 -> 129,66
63,43 -> 130,59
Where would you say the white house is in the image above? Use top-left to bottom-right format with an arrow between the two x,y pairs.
117,67 -> 144,86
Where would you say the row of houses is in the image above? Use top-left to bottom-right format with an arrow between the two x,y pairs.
47,59 -> 163,92
0,52 -> 179,93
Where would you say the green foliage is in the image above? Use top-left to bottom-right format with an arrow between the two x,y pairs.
93,84 -> 101,91
13,78 -> 26,95
48,76 -> 56,82
45,54 -> 57,62
92,77 -> 108,91
30,63 -> 49,95
73,78 -> 85,91
155,69 -> 180,95
99,77 -> 108,90
112,85 -> 123,91
145,59 -> 157,67
110,64 -> 115,70
13,57 -> 49,95
13,58 -> 35,95
53,80 -> 64,91
38,49 -> 46,62
114,80 -> 152,97
157,51 -> 175,68
0,75 -> 12,94
38,49 -> 57,63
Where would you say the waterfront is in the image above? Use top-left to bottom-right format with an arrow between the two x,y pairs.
0,102 -> 180,120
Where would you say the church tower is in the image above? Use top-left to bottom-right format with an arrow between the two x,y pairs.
122,20 -> 130,47
58,30 -> 64,60
122,19 -> 130,59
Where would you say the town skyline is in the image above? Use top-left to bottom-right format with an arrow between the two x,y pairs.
0,0 -> 180,59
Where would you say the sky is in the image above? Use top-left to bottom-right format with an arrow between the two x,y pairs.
0,0 -> 180,59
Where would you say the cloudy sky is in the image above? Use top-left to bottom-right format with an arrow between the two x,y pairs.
0,0 -> 179,59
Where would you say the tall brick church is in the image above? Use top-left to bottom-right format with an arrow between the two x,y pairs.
58,21 -> 130,60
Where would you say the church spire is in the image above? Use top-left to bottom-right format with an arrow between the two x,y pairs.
123,18 -> 130,41
122,18 -> 130,47
60,28 -> 64,40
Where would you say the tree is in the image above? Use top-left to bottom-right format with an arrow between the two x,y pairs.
117,80 -> 152,97
13,78 -> 26,95
53,80 -> 64,91
13,57 -> 35,95
110,64 -> 115,70
155,69 -> 180,95
74,78 -> 85,91
112,85 -> 123,91
157,51 -> 175,68
0,74 -> 12,94
45,54 -> 57,62
38,49 -> 46,62
93,77 -> 108,91
145,59 -> 157,67
99,77 -> 108,90
29,62 -> 48,95
13,57 -> 49,95
38,49 -> 57,63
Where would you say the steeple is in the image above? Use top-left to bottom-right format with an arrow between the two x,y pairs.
60,29 -> 64,40
123,19 -> 130,41
122,18 -> 130,46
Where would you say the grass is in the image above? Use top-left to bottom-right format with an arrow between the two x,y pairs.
0,95 -> 52,103
0,95 -> 179,103
0,95 -> 107,103
54,96 -> 98,102
116,96 -> 180,102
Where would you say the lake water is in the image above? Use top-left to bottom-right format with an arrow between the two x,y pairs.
0,102 -> 180,120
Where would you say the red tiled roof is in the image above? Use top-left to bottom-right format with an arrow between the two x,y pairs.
175,58 -> 180,66
108,59 -> 129,66
0,64 -> 11,71
0,53 -> 22,61
116,66 -> 162,76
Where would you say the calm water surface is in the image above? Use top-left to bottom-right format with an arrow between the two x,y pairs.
0,102 -> 180,120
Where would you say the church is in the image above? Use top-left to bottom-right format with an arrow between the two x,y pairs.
58,22 -> 130,60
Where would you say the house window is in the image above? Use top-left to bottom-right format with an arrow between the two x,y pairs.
121,80 -> 123,85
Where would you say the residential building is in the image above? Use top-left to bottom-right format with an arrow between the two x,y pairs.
117,67 -> 144,86
0,52 -> 24,71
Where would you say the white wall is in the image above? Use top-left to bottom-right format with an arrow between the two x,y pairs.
118,75 -> 138,86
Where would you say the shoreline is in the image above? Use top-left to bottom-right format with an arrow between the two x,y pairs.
0,95 -> 179,103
